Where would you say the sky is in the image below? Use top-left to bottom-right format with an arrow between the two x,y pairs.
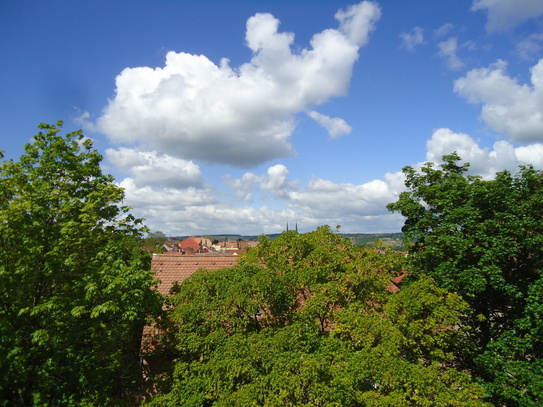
2,0 -> 543,236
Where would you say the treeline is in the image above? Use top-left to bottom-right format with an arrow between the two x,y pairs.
343,232 -> 405,249
1,123 -> 542,406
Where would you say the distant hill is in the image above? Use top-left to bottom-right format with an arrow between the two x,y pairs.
341,233 -> 405,250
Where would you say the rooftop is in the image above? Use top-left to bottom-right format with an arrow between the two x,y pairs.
152,254 -> 240,296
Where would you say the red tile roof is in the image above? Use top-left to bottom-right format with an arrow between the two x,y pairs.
387,272 -> 409,293
152,254 -> 239,296
143,255 -> 239,356
178,236 -> 203,252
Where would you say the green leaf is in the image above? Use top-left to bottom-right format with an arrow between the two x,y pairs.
388,153 -> 543,405
0,122 -> 164,406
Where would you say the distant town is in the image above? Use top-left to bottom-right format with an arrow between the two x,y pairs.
145,232 -> 406,255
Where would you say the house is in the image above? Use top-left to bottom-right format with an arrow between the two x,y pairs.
223,240 -> 239,249
151,253 -> 239,296
216,239 -> 259,254
223,248 -> 246,255
162,241 -> 183,253
178,236 -> 209,254
238,240 -> 259,250
142,254 -> 240,348
140,253 -> 241,397
387,272 -> 409,293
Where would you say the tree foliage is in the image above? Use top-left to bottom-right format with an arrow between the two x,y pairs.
149,226 -> 489,406
0,122 -> 163,406
388,153 -> 543,406
143,231 -> 168,249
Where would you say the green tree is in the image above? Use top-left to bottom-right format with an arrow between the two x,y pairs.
387,153 -> 543,406
149,226 -> 489,406
143,230 -> 168,249
0,122 -> 163,406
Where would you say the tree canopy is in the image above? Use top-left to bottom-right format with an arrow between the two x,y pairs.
0,122 -> 163,406
388,153 -> 543,406
149,226 -> 489,406
143,231 -> 168,249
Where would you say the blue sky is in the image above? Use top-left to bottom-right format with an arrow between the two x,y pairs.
2,0 -> 543,236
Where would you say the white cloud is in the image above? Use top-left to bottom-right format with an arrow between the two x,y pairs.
399,27 -> 424,51
454,59 -> 543,142
463,40 -> 479,51
119,178 -> 216,208
97,2 -> 380,168
127,196 -> 294,235
308,111 -> 352,138
261,164 -> 290,190
118,173 -> 301,235
115,127 -> 543,236
438,37 -> 465,70
425,128 -> 543,178
106,147 -> 202,189
282,175 -> 405,232
72,109 -> 94,130
516,144 -> 543,167
224,164 -> 296,202
516,33 -> 543,61
116,178 -> 219,233
226,165 -> 402,221
288,177 -> 397,218
435,23 -> 454,38
472,0 -> 543,33
117,176 -> 284,234
335,1 -> 381,46
223,172 -> 260,202
225,164 -> 404,229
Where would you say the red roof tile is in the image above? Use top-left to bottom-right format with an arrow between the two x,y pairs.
152,254 -> 239,296
178,237 -> 203,252
387,272 -> 409,293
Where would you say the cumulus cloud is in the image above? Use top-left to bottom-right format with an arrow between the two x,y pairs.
288,177 -> 397,218
106,147 -> 202,189
223,172 -> 260,202
454,59 -> 543,142
399,27 -> 424,51
438,37 -> 465,70
308,111 -> 352,138
119,178 -> 215,208
335,1 -> 382,45
97,1 -> 381,168
120,175 -> 294,234
472,0 -> 543,32
261,164 -> 290,190
224,164 -> 296,202
115,126 -> 543,236
425,128 -> 543,178
224,163 -> 404,232
281,174 -> 406,232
